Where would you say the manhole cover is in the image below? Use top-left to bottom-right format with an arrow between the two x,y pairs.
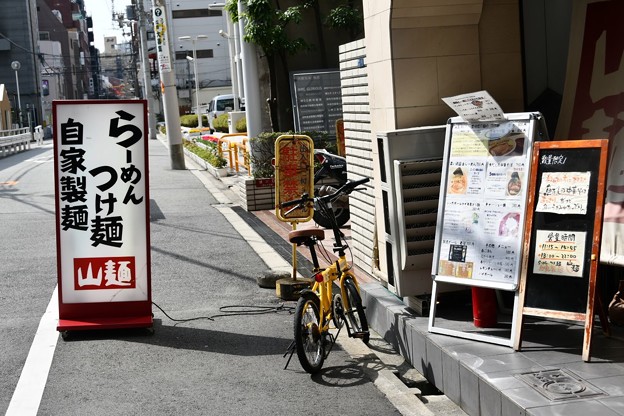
516,369 -> 606,401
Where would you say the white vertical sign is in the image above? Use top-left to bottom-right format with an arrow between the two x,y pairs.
54,101 -> 149,304
152,6 -> 172,73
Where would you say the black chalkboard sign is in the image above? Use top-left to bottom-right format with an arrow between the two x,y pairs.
514,139 -> 609,361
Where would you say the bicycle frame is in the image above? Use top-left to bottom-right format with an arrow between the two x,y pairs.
309,253 -> 362,334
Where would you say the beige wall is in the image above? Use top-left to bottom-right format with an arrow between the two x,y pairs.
362,0 -> 525,284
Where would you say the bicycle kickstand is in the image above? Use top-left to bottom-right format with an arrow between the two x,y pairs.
283,340 -> 296,370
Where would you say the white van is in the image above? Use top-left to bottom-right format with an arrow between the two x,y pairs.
206,94 -> 243,132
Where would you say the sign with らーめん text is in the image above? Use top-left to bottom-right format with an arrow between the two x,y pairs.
53,100 -> 152,331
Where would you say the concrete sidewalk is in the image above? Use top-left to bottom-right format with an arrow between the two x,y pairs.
186,136 -> 624,416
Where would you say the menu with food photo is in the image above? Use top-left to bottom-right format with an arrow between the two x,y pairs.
433,113 -> 542,291
486,133 -> 525,157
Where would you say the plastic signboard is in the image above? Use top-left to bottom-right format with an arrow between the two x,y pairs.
428,112 -> 545,347
53,100 -> 152,332
431,113 -> 543,291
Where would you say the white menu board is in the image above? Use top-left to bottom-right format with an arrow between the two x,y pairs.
432,114 -> 539,290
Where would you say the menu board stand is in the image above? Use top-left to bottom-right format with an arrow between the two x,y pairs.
513,139 -> 610,361
428,112 -> 545,347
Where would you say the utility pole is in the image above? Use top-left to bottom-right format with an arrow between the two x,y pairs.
136,0 -> 157,140
152,0 -> 185,169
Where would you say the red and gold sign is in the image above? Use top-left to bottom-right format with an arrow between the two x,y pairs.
275,135 -> 314,222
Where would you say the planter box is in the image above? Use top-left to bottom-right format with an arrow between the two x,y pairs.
183,147 -> 229,178
237,176 -> 275,211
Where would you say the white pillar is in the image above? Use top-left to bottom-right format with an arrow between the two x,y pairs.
237,0 -> 262,138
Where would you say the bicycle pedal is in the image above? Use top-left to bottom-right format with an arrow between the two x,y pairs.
351,331 -> 368,339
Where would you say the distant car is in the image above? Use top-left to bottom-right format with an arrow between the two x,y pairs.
206,94 -> 244,133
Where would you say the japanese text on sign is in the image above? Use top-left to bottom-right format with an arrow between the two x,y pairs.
59,111 -> 143,250
275,135 -> 313,222
536,172 -> 591,215
533,230 -> 586,277
55,101 -> 149,303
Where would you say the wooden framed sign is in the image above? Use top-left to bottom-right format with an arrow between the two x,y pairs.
514,139 -> 609,361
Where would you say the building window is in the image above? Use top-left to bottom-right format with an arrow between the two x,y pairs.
172,9 -> 222,19
40,32 -> 50,40
175,50 -> 214,60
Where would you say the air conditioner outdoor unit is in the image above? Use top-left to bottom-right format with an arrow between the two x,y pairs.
377,126 -> 447,309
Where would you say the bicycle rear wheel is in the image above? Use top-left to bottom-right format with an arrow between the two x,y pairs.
343,278 -> 370,344
294,291 -> 325,374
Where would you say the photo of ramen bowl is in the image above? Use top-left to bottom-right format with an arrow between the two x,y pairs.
488,137 -> 516,156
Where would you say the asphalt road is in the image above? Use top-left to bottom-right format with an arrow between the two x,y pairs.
0,140 -> 404,416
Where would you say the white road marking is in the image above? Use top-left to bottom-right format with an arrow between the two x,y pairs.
6,286 -> 59,416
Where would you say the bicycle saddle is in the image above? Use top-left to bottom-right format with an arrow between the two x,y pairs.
288,228 -> 325,245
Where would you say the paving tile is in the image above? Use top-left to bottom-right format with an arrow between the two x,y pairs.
564,361 -> 624,380
520,347 -> 584,366
479,376 -> 502,416
503,386 -> 551,411
426,337 -> 444,387
589,375 -> 624,397
407,319 -> 429,377
526,400 -> 620,416
459,363 -> 481,416
600,396 -> 624,415
442,348 -> 461,404
462,352 -> 542,374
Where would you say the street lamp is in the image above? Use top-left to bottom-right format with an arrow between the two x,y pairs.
11,61 -> 22,128
218,29 -> 240,111
178,35 -> 208,128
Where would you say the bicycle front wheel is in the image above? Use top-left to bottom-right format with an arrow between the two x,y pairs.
294,291 -> 325,374
343,278 -> 370,344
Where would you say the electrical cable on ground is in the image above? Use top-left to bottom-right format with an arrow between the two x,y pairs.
152,301 -> 295,324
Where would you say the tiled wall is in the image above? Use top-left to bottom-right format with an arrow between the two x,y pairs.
338,40 -> 376,274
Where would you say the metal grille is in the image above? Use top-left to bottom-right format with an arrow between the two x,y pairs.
516,369 -> 606,401
396,159 -> 443,266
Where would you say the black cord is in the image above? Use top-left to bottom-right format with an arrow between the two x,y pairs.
152,301 -> 295,323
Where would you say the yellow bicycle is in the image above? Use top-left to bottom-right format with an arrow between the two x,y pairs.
282,178 -> 370,374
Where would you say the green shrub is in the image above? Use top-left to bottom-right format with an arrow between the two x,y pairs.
235,116 -> 246,133
213,113 -> 229,132
183,139 -> 227,168
248,131 -> 334,178
180,114 -> 208,127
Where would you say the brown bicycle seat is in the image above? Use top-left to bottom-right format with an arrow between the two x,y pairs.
288,228 -> 325,245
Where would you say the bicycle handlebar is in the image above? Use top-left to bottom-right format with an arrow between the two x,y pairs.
280,193 -> 310,208
279,177 -> 370,209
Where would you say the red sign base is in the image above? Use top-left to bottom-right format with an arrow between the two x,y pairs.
57,300 -> 153,332
57,315 -> 153,332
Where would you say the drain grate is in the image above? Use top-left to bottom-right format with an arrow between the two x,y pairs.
516,369 -> 606,401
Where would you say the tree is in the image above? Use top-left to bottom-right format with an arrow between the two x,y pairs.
226,0 -> 363,132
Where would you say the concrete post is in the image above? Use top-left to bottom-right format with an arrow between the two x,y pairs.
152,0 -> 185,169
137,0 -> 157,140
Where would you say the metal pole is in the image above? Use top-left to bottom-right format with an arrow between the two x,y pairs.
192,41 -> 202,128
222,12 -> 239,111
152,0 -> 186,169
14,70 -> 22,128
137,0 -> 157,140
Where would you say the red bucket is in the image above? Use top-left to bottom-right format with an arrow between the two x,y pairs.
471,287 -> 498,328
